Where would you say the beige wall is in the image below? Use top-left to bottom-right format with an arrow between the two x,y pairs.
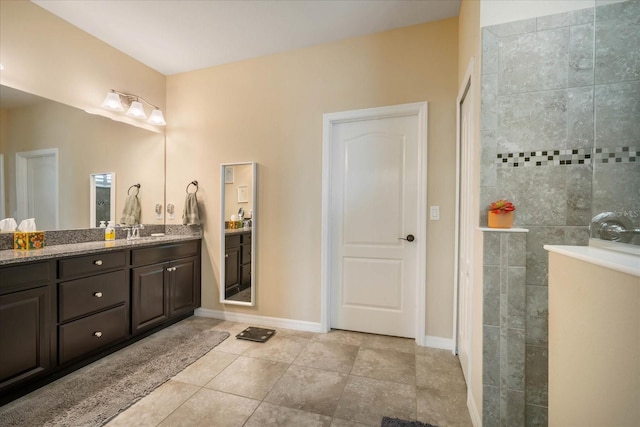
0,1 -> 166,229
166,18 -> 459,337
0,0 -> 165,133
548,253 -> 640,427
458,0 -> 483,422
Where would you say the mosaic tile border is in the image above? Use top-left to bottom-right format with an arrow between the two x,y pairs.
496,146 -> 638,167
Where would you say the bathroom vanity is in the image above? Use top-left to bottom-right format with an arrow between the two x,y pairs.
0,236 -> 201,403
546,246 -> 640,427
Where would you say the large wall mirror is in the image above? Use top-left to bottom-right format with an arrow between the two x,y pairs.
0,84 -> 164,231
220,162 -> 256,306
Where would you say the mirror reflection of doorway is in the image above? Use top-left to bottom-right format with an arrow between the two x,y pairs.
16,148 -> 58,230
90,172 -> 115,227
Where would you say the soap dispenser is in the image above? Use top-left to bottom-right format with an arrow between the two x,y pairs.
105,221 -> 116,241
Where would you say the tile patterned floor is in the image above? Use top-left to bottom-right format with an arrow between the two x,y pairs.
106,317 -> 472,427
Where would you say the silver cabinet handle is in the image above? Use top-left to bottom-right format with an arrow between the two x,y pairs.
94,331 -> 103,338
167,267 -> 177,272
94,292 -> 103,298
225,254 -> 229,258
94,260 -> 103,266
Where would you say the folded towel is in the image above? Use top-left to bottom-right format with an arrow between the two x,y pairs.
183,193 -> 200,225
120,195 -> 141,226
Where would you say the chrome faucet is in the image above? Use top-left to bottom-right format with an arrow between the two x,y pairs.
125,224 -> 144,240
132,224 -> 144,239
591,212 -> 639,243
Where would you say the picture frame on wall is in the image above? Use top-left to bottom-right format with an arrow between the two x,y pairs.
237,185 -> 248,203
225,166 -> 234,184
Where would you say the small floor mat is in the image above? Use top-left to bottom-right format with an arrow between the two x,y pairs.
381,417 -> 438,427
236,326 -> 276,343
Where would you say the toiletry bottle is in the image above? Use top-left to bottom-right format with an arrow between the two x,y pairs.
105,221 -> 116,241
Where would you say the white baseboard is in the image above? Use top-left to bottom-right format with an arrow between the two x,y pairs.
194,308 -> 323,333
467,389 -> 481,427
424,335 -> 454,350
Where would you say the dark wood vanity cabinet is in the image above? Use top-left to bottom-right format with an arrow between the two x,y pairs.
0,238 -> 201,401
0,261 -> 55,393
224,231 -> 251,298
131,240 -> 201,335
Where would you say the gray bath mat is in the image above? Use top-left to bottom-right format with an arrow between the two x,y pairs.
0,318 -> 229,427
381,416 -> 438,427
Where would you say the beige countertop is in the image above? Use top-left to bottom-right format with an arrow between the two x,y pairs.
0,234 -> 201,266
544,244 -> 640,278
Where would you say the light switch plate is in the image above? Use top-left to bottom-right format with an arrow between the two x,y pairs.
430,206 -> 440,220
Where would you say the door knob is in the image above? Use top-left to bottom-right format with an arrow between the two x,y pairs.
399,234 -> 415,242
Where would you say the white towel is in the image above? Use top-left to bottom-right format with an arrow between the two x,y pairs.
120,195 -> 141,226
182,193 -> 200,225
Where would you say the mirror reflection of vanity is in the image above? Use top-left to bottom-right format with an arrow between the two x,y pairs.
0,84 -> 164,231
220,162 -> 256,306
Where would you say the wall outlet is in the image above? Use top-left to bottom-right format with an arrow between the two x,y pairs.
430,206 -> 440,220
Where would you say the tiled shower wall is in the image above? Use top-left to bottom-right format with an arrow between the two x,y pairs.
482,231 -> 527,427
481,1 -> 639,426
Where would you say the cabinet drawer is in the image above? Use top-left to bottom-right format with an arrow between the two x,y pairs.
225,234 -> 241,249
0,261 -> 54,294
132,241 -> 199,266
59,270 -> 128,322
58,251 -> 126,280
241,233 -> 251,244
59,305 -> 128,364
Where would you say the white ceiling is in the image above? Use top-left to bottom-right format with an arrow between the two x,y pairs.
32,0 -> 461,76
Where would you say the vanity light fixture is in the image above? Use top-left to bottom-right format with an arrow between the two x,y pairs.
100,89 -> 166,126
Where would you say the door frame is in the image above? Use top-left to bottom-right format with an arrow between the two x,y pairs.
320,102 -> 428,346
16,148 -> 59,228
453,59 -> 475,372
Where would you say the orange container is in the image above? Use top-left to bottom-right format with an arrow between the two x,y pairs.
488,211 -> 514,228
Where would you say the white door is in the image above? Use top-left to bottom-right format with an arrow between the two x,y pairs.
16,149 -> 58,230
328,107 -> 425,338
456,79 -> 473,383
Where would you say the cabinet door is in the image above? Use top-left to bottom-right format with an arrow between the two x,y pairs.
225,246 -> 240,290
131,263 -> 169,334
0,286 -> 51,389
170,257 -> 197,318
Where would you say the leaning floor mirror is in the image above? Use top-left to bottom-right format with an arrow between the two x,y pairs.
220,162 -> 256,306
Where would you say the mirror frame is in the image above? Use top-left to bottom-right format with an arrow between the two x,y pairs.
89,172 -> 116,228
220,161 -> 257,306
